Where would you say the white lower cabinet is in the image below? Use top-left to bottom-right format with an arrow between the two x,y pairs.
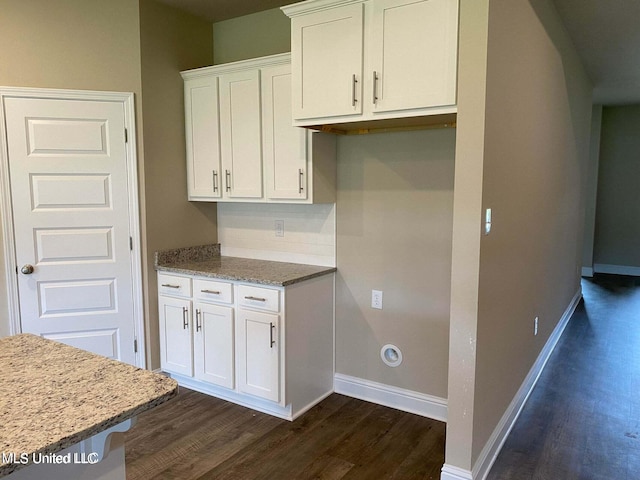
157,272 -> 334,420
237,309 -> 280,403
158,296 -> 192,377
194,302 -> 234,389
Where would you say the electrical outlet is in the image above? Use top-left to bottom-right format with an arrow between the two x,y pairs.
372,290 -> 383,310
275,220 -> 284,237
534,316 -> 539,336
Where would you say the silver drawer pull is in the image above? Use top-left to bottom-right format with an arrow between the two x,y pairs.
161,284 -> 181,289
182,307 -> 189,329
244,296 -> 266,302
201,289 -> 221,295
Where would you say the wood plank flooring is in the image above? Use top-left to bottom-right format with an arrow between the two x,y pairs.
126,274 -> 639,480
488,274 -> 640,480
124,390 -> 445,479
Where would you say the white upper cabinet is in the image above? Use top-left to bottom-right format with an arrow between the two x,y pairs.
219,69 -> 263,199
182,54 -> 336,204
290,3 -> 364,120
282,0 -> 459,127
184,76 -> 221,200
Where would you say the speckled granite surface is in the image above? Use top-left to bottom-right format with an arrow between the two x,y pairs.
155,244 -> 336,286
0,334 -> 177,477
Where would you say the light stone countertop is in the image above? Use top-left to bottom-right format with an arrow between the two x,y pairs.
0,334 -> 178,477
155,244 -> 336,287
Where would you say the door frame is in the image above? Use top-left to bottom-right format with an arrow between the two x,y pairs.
0,87 -> 146,368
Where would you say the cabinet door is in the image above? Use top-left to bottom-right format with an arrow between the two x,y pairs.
262,65 -> 308,201
237,309 -> 280,403
291,3 -> 364,120
370,0 -> 458,114
184,76 -> 222,200
219,70 -> 263,199
158,296 -> 193,376
194,302 -> 234,389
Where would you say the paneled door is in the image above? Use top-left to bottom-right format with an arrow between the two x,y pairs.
3,94 -> 139,365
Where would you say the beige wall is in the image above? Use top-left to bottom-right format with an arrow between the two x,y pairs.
335,130 -> 455,398
0,0 -> 143,338
445,0 -> 490,470
139,0 -> 216,369
472,0 -> 592,466
593,105 -> 640,270
213,8 -> 290,64
0,0 -> 216,369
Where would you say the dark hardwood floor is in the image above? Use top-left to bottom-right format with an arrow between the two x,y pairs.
124,390 -> 445,479
125,274 -> 640,480
488,274 -> 640,480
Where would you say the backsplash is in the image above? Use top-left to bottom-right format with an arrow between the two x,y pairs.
217,203 -> 336,267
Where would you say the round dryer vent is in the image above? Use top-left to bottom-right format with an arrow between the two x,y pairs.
380,344 -> 403,367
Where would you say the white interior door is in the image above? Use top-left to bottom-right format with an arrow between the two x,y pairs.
4,95 -> 138,365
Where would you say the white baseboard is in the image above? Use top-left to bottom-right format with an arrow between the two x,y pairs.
581,266 -> 594,277
469,288 -> 582,480
441,464 -> 473,480
593,263 -> 640,276
334,373 -> 447,422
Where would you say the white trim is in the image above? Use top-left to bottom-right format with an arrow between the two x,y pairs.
181,52 -> 291,79
334,372 -> 448,422
0,92 -> 21,335
470,288 -> 582,480
281,0 -> 364,17
593,263 -> 640,277
441,464 -> 473,480
581,266 -> 594,277
0,87 -> 145,369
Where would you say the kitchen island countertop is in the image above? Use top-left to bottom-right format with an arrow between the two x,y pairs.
0,334 -> 177,477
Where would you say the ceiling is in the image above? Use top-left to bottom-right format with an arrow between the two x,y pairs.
552,0 -> 640,104
159,0 -> 640,105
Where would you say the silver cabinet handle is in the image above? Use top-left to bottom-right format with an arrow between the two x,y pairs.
161,284 -> 180,289
352,74 -> 358,107
201,289 -> 221,295
269,322 -> 275,348
195,309 -> 202,332
212,170 -> 218,192
225,170 -> 231,192
244,296 -> 266,302
372,71 -> 378,104
298,169 -> 304,193
182,307 -> 189,329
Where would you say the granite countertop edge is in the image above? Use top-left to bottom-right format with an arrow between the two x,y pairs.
0,334 -> 178,477
154,244 -> 336,287
155,263 -> 337,287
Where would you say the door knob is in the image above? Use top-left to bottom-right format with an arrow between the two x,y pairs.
21,264 -> 34,275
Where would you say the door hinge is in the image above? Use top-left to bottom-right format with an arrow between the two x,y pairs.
125,128 -> 128,143
134,339 -> 138,353
129,236 -> 133,251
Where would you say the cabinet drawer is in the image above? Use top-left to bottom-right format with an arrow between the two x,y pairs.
194,278 -> 233,304
238,285 -> 280,313
158,273 -> 192,298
